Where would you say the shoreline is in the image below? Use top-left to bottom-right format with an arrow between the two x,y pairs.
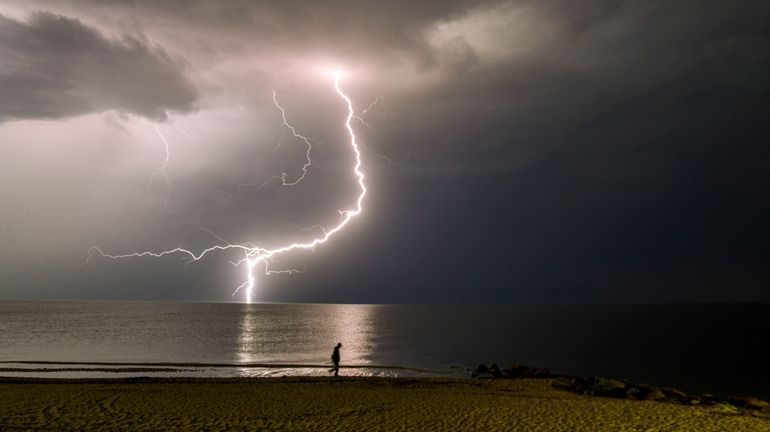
3,359 -> 767,402
1,377 -> 768,431
0,359 -> 440,371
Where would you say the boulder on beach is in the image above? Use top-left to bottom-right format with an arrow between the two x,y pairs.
624,384 -> 665,401
584,377 -> 627,398
729,395 -> 770,412
661,387 -> 689,402
501,364 -> 527,378
489,363 -> 501,378
552,376 -> 591,393
522,367 -> 551,378
470,363 -> 502,379
477,363 -> 552,379
644,388 -> 667,402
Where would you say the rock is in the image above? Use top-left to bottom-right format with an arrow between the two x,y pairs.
698,394 -> 719,406
730,396 -> 770,411
502,364 -> 528,378
502,364 -> 542,378
625,385 -> 660,401
551,377 -> 573,391
629,384 -> 666,401
471,363 -> 503,379
644,388 -> 667,401
584,377 -> 627,398
662,387 -> 689,402
728,395 -> 751,407
571,376 -> 594,393
521,367 -> 551,379
747,398 -> 770,412
625,387 -> 642,400
489,363 -> 502,378
552,376 -> 592,393
501,368 -> 519,378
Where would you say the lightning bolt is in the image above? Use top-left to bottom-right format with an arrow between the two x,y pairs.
151,124 -> 173,206
173,123 -> 199,143
149,120 -> 197,207
235,91 -> 315,192
89,73 -> 366,304
353,94 -> 383,129
271,90 -> 314,186
353,94 -> 409,166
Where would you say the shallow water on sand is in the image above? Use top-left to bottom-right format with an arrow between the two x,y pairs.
1,301 -> 768,399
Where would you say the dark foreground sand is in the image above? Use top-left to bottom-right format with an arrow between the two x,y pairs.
1,377 -> 768,431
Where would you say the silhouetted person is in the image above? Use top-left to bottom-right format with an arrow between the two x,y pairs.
330,342 -> 342,376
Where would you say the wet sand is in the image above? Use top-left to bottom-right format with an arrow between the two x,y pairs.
1,377 -> 767,431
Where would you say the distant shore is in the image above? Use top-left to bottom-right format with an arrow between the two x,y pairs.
1,377 -> 768,431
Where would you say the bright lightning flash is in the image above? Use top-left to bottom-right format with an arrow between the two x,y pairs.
89,74 -> 366,304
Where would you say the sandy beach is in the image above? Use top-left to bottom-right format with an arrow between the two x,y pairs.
1,377 -> 768,431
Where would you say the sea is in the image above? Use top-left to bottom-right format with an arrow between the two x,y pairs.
1,301 -> 768,400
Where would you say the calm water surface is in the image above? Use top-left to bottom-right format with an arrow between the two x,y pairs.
0,301 -> 768,399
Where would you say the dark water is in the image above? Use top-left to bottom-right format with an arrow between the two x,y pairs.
0,301 -> 768,399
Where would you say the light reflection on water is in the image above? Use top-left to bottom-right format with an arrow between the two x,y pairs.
236,304 -> 375,376
329,304 -> 374,367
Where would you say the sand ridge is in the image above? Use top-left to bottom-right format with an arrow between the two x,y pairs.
0,377 -> 768,431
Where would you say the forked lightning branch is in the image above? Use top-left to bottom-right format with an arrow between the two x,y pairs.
89,71 -> 367,303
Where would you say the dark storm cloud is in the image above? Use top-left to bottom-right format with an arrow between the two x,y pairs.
58,0 -> 501,60
0,11 -> 198,123
385,0 -> 770,176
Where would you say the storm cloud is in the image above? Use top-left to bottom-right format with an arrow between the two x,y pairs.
0,11 -> 197,122
0,0 -> 768,303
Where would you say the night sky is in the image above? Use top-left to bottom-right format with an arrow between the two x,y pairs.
1,1 -> 768,303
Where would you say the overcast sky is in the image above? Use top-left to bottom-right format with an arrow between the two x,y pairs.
0,0 -> 768,303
